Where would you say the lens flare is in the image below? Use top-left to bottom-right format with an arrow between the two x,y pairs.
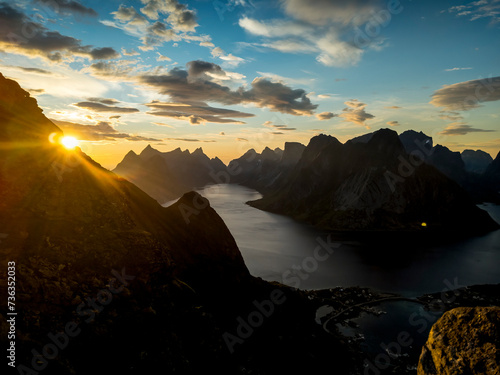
60,136 -> 79,150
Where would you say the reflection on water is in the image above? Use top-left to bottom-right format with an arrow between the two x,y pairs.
190,184 -> 500,296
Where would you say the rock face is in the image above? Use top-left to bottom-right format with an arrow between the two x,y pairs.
418,307 -> 500,375
247,129 -> 499,233
461,149 -> 493,174
113,144 -> 227,203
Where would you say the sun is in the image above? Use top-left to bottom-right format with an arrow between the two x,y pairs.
60,136 -> 79,150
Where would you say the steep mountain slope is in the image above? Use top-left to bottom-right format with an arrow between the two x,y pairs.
0,73 -> 357,375
248,129 -> 498,233
113,144 -> 227,203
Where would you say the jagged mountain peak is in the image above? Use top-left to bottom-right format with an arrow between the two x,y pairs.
192,147 -> 205,156
139,144 -> 162,160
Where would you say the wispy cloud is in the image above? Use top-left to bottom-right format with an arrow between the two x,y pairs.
386,120 -> 400,126
52,119 -> 160,141
430,76 -> 500,111
73,100 -> 140,113
164,137 -> 216,142
445,0 -> 500,24
444,67 -> 473,71
439,122 -> 496,136
316,111 -> 337,120
33,0 -> 98,17
239,0 -> 390,67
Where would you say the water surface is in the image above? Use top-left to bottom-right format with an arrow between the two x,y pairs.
176,184 -> 500,296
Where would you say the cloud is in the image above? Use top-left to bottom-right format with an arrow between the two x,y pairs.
444,67 -> 473,71
384,105 -> 401,109
33,0 -> 98,17
86,97 -> 120,105
316,111 -> 337,120
339,99 -> 374,127
140,0 -> 198,31
88,60 -> 137,79
257,71 -> 314,86
28,88 -> 45,95
164,137 -> 216,142
139,61 -> 318,116
236,138 -> 248,141
219,132 -> 225,135
6,66 -> 56,76
438,110 -> 464,121
152,122 -> 175,128
122,48 -> 140,56
281,0 -> 383,26
430,76 -> 500,111
438,123 -> 496,136
157,52 -> 172,61
145,100 -> 253,124
101,0 -> 200,51
238,0 -> 387,67
51,119 -> 160,141
386,120 -> 399,126
89,47 -> 120,60
446,0 -> 500,24
0,4 -> 118,62
73,101 -> 140,113
263,122 -> 297,131
210,46 -> 245,67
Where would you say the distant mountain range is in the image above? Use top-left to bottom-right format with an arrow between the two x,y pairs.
115,126 -> 499,234
243,129 -> 499,233
113,144 -> 226,203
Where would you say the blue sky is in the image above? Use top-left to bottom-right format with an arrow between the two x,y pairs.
0,0 -> 499,167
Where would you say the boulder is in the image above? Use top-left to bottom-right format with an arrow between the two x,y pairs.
418,306 -> 500,374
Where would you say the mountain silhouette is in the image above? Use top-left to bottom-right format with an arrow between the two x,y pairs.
114,145 -> 227,203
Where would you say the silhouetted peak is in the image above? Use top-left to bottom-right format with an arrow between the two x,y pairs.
461,149 -> 493,174
176,191 -> 210,210
307,134 -> 340,149
367,128 -> 406,156
125,150 -> 139,158
399,130 -> 433,154
243,148 -> 257,157
140,144 -> 161,159
192,147 -> 205,156
261,146 -> 279,161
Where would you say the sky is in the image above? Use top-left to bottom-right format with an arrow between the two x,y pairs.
0,0 -> 499,168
